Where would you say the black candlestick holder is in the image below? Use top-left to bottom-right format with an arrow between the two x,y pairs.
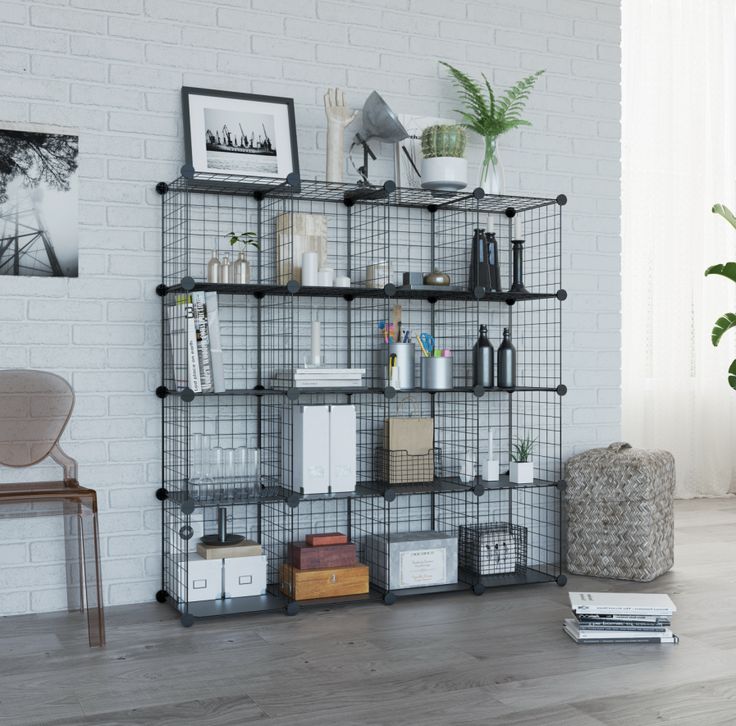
509,239 -> 528,294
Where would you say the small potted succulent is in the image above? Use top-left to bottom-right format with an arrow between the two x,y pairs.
420,124 -> 467,191
509,434 -> 535,484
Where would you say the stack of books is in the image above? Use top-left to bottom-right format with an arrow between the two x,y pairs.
564,592 -> 678,644
281,368 -> 366,389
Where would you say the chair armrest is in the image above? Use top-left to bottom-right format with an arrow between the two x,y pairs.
50,443 -> 78,483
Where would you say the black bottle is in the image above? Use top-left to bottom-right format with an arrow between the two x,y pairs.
472,325 -> 494,388
497,327 -> 516,389
468,228 -> 492,292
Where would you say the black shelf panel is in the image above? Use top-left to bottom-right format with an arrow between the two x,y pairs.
473,474 -> 561,493
291,590 -> 381,609
160,280 -> 562,305
391,582 -> 470,598
182,592 -> 288,618
357,478 -> 472,499
167,482 -> 294,508
166,172 -> 559,213
476,567 -> 557,588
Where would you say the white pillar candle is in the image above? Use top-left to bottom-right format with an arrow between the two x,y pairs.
301,251 -> 319,286
310,321 -> 321,366
334,275 -> 351,287
318,267 -> 334,287
513,216 -> 523,241
487,428 -> 494,461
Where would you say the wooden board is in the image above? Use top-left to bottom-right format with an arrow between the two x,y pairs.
288,542 -> 356,570
305,532 -> 349,547
196,540 -> 262,559
280,563 -> 369,601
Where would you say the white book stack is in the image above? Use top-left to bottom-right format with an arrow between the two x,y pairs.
564,592 -> 679,645
281,368 -> 366,389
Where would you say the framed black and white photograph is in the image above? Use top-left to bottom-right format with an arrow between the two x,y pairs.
182,87 -> 299,181
0,126 -> 79,278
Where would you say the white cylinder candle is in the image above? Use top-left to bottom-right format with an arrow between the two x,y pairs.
310,321 -> 321,366
487,428 -> 494,461
513,216 -> 524,241
318,267 -> 334,287
334,275 -> 351,288
301,251 -> 319,286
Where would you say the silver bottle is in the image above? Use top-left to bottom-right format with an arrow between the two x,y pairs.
218,254 -> 231,284
233,252 -> 250,283
206,250 -> 220,283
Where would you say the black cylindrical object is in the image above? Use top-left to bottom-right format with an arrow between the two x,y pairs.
469,228 -> 492,291
497,327 -> 516,389
472,325 -> 494,388
217,507 -> 228,544
510,240 -> 528,293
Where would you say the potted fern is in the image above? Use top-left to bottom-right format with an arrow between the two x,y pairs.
420,124 -> 467,191
706,203 -> 736,388
509,434 -> 536,484
439,62 -> 544,194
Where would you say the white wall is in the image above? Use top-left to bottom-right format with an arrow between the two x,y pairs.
0,0 -> 621,615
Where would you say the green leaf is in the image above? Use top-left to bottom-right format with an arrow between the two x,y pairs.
713,203 -> 736,231
729,359 -> 736,390
711,313 -> 736,346
705,262 -> 736,283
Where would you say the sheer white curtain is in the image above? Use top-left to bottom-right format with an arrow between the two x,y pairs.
622,0 -> 736,497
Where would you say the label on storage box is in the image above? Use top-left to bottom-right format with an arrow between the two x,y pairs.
399,548 -> 446,587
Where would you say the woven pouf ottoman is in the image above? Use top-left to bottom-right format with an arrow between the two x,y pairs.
564,442 -> 675,581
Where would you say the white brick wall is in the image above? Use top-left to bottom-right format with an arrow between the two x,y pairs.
0,0 -> 621,615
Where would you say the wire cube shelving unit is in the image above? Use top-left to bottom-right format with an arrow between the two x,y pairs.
156,170 -> 567,624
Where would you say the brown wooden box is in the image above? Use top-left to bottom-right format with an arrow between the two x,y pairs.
305,532 -> 348,547
288,542 -> 356,570
280,563 -> 369,601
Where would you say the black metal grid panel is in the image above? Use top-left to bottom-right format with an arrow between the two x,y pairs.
511,485 -> 561,581
511,391 -> 562,484
262,496 -> 372,604
162,185 -> 258,288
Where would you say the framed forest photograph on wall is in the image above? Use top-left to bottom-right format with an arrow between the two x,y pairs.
182,87 -> 299,182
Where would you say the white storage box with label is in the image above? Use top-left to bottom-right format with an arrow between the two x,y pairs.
329,404 -> 356,493
369,531 -> 458,591
458,523 -> 527,576
223,554 -> 268,598
293,405 -> 330,494
182,553 -> 222,602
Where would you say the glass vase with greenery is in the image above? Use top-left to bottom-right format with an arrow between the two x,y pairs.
439,62 -> 544,194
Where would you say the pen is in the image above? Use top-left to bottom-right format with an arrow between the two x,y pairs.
416,334 -> 429,358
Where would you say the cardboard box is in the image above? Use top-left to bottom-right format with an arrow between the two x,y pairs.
182,553 -> 222,602
280,563 -> 369,601
384,417 -> 433,455
329,404 -> 356,493
288,542 -> 357,570
223,554 -> 268,598
368,532 -> 458,591
293,405 -> 330,494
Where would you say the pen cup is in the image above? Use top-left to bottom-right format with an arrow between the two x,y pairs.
379,342 -> 415,390
420,356 -> 453,391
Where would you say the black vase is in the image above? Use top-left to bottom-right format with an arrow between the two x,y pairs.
468,228 -> 492,292
497,327 -> 516,389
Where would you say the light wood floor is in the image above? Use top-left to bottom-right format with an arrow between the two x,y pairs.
1,497 -> 735,726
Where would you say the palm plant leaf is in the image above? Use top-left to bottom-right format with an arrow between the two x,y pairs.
713,203 -> 736,231
705,262 -> 736,283
711,313 -> 736,346
729,358 -> 736,390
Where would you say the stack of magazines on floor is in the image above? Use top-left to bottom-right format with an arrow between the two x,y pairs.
564,592 -> 678,644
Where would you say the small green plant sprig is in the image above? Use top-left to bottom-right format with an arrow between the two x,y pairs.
511,434 -> 536,463
706,203 -> 736,389
226,231 -> 259,250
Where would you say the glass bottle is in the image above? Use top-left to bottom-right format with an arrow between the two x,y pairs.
207,250 -> 220,283
472,324 -> 494,388
219,255 -> 231,284
233,251 -> 250,283
497,327 -> 516,389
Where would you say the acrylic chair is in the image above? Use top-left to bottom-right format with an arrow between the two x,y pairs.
0,369 -> 105,646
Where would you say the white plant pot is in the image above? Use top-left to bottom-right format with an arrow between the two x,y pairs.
509,461 -> 534,484
421,157 -> 468,191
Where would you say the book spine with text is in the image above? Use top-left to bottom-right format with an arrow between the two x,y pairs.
191,291 -> 213,393
184,295 -> 202,393
204,291 -> 226,393
166,296 -> 188,391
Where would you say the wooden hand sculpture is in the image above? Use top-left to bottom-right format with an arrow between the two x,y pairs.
324,88 -> 357,183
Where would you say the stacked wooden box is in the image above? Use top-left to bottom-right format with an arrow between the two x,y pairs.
280,532 -> 369,601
